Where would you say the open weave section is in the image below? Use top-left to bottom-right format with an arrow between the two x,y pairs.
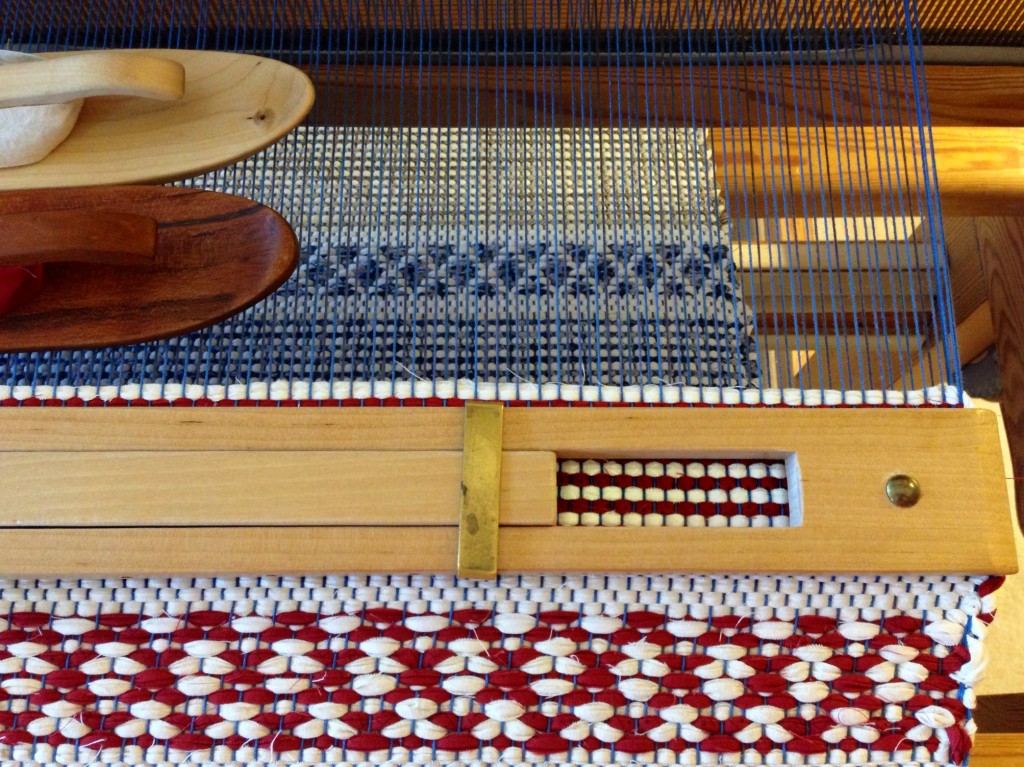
0,574 -> 999,767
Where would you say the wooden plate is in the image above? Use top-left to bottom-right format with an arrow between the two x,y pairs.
0,186 -> 298,352
0,49 -> 314,191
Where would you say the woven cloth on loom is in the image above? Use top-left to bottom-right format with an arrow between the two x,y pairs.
0,574 -> 1001,767
0,126 -> 759,397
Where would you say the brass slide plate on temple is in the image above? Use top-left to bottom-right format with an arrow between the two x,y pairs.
0,407 -> 1015,576
456,402 -> 504,579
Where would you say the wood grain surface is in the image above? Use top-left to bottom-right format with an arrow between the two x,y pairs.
0,210 -> 157,267
0,49 -> 314,190
309,64 -> 1024,129
977,217 -> 1024,532
944,218 -> 992,322
0,407 -> 1014,576
759,333 -> 910,391
712,126 -> 1024,218
0,50 -> 185,109
976,694 -> 1024,734
744,277 -> 929,334
6,1 -> 1020,39
0,450 -> 556,528
918,0 -> 1024,42
892,301 -> 994,392
889,217 -> 997,393
0,186 -> 298,352
971,733 -> 1024,767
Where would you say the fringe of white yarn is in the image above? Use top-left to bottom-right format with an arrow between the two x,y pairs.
957,579 -> 998,752
0,381 -> 962,406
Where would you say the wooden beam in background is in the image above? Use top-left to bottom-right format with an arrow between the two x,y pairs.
976,694 -> 1024,734
712,126 -> 1023,218
308,64 -> 1024,129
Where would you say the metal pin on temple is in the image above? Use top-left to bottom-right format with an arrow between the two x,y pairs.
886,474 -> 922,508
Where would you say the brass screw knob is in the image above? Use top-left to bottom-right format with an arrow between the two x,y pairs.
886,474 -> 921,508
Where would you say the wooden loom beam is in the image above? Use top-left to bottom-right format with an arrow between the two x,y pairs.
306,64 -> 1024,130
12,0 -> 1024,36
13,1 -> 1024,34
711,126 -> 1023,219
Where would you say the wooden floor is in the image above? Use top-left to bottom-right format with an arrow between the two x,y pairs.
973,733 -> 1024,766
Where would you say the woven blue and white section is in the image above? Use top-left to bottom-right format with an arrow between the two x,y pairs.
0,126 -> 758,394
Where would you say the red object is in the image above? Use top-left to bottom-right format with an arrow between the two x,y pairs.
0,264 -> 44,315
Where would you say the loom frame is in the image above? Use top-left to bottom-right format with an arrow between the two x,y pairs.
1,2 -> 1023,761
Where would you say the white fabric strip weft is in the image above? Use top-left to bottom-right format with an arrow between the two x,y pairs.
0,383 -> 962,405
556,458 -> 793,528
0,574 -> 996,767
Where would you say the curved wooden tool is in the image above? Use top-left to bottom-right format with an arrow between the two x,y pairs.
0,186 -> 298,352
0,49 -> 314,191
0,50 -> 185,108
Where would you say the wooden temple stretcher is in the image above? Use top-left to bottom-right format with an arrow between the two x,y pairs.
0,405 -> 1015,578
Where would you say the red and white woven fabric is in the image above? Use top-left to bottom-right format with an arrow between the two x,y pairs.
0,573 -> 1000,767
556,458 -> 791,528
